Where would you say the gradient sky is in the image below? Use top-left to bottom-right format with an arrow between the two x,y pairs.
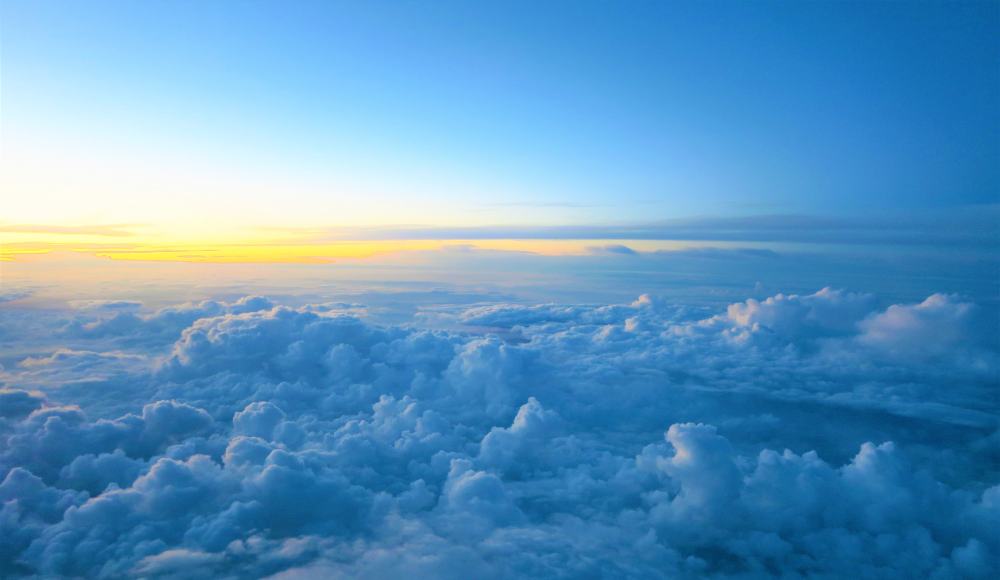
2,1 -> 998,261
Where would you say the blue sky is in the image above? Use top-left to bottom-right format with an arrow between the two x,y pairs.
2,0 -> 997,236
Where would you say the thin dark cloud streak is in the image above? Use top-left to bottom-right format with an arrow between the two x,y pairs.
300,206 -> 1000,249
472,202 -> 608,208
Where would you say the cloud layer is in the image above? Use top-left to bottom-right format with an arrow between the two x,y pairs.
1,289 -> 997,579
301,206 -> 1000,249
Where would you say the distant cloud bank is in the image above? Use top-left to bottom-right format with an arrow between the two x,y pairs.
307,205 -> 1000,249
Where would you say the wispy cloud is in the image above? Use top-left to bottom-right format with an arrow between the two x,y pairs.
1,224 -> 141,237
301,206 -> 999,249
474,202 -> 607,208
5,207 -> 995,265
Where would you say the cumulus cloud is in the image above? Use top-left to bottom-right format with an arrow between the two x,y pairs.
725,287 -> 877,339
0,391 -> 45,420
458,304 -> 584,329
61,296 -> 274,344
854,293 -> 986,362
0,288 -> 996,579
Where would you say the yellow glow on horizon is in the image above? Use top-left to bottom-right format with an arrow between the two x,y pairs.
0,228 -> 710,264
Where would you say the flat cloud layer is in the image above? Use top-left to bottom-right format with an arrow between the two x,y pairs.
1,288 -> 997,579
303,206 -> 1000,250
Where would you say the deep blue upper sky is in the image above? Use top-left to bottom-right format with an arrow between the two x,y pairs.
2,0 -> 998,229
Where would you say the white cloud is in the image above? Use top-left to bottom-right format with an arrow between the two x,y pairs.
1,288 -> 996,579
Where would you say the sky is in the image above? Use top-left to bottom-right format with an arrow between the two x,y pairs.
1,0 -> 998,261
1,3 -> 999,580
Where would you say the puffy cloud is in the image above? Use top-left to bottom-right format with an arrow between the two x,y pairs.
56,449 -> 148,496
855,293 -> 987,363
1,400 -> 211,483
0,391 -> 45,419
459,304 -> 583,328
1,467 -> 89,572
476,397 -> 568,477
650,423 -> 742,535
725,287 -> 877,340
436,458 -> 525,530
60,296 -> 275,344
0,288 -> 996,579
161,308 -> 410,384
233,402 -> 286,441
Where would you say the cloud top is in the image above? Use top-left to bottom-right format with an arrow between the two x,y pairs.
1,288 -> 996,579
